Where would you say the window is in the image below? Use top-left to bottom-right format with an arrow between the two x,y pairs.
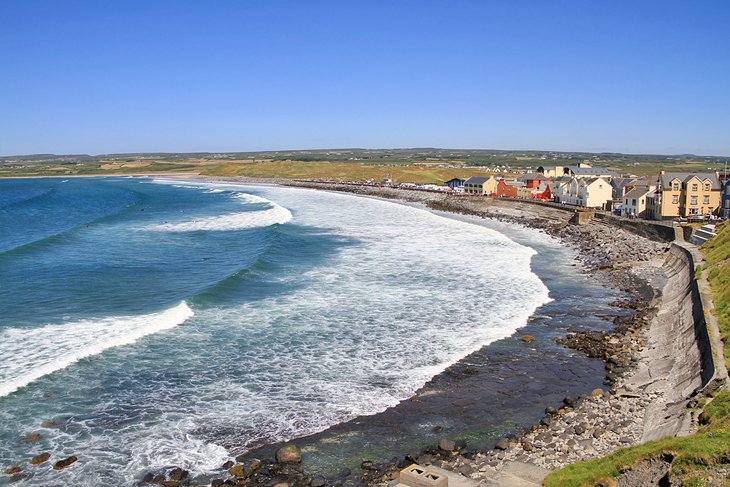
691,196 -> 698,205
692,184 -> 698,191
632,199 -> 637,205
689,208 -> 698,215
704,196 -> 710,204
672,195 -> 679,204
705,184 -> 711,191
673,183 -> 679,191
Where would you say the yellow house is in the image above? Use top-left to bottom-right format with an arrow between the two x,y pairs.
463,176 -> 498,195
651,171 -> 721,220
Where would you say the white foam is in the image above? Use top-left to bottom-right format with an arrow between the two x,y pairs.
0,302 -> 193,398
146,205 -> 292,232
144,189 -> 292,232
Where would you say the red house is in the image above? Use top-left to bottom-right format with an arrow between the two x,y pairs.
496,179 -> 518,198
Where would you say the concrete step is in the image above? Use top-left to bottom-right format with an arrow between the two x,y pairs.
477,462 -> 549,487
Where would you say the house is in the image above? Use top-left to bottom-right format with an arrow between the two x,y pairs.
444,178 -> 466,190
536,166 -> 563,178
533,182 -> 552,201
554,177 -> 612,208
563,166 -> 618,179
721,177 -> 730,219
611,177 -> 638,200
622,186 -> 655,218
495,179 -> 519,198
463,176 -> 498,195
650,171 -> 722,220
519,173 -> 549,189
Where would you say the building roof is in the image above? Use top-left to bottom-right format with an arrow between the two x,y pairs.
465,176 -> 491,184
566,166 -> 618,177
660,172 -> 720,190
444,178 -> 466,183
519,173 -> 549,181
624,187 -> 654,200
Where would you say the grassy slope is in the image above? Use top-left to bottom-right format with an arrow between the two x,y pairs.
544,221 -> 730,487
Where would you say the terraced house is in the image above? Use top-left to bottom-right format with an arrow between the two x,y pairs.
463,176 -> 498,195
647,171 -> 721,220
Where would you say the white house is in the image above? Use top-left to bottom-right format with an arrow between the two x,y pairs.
554,177 -> 612,209
622,186 -> 656,218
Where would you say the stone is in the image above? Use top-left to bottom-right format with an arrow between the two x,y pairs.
522,441 -> 534,452
494,439 -> 510,450
159,482 -> 179,487
22,432 -> 41,442
591,388 -> 605,398
521,335 -> 535,343
574,425 -> 586,435
53,455 -> 78,470
311,475 -> 326,487
438,438 -> 456,451
248,458 -> 262,472
31,452 -> 51,465
221,460 -> 234,469
9,472 -> 32,483
4,466 -> 22,475
276,444 -> 301,464
273,483 -> 289,487
169,467 -> 188,481
228,464 -> 246,477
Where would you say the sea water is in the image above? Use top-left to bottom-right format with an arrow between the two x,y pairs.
0,177 -> 567,484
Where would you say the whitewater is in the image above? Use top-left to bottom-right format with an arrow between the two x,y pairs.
0,177 -> 554,485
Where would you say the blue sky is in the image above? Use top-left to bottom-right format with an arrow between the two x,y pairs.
1,1 -> 728,156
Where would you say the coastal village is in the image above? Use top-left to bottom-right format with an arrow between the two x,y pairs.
386,164 -> 730,224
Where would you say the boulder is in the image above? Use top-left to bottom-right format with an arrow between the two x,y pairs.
22,432 -> 41,442
4,466 -> 22,475
53,455 -> 78,470
438,438 -> 456,451
521,335 -> 535,343
168,468 -> 188,481
221,460 -> 234,470
311,475 -> 326,487
228,464 -> 246,477
494,439 -> 510,450
31,452 -> 51,465
276,444 -> 301,464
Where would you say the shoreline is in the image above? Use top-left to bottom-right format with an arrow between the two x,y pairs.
180,178 -> 682,487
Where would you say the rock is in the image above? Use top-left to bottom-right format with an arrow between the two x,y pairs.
159,481 -> 179,487
4,466 -> 22,475
248,458 -> 262,472
593,428 -> 605,438
168,467 -> 188,481
361,461 -> 376,470
276,444 -> 301,464
494,439 -> 510,450
9,472 -> 32,483
432,425 -> 443,433
574,425 -> 586,435
521,335 -> 535,343
522,441 -> 534,452
53,455 -> 78,470
22,432 -> 41,442
311,475 -> 326,487
31,452 -> 51,465
273,483 -> 289,487
221,460 -> 234,469
140,472 -> 155,483
591,388 -> 605,398
438,438 -> 456,451
228,464 -> 246,477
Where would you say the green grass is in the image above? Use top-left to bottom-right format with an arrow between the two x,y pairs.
544,221 -> 730,486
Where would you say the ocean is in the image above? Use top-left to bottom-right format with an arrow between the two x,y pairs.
0,177 -> 617,485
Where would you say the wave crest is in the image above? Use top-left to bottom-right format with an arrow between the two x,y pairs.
0,302 -> 193,398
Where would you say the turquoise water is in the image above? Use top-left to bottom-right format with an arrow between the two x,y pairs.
0,178 -> 557,485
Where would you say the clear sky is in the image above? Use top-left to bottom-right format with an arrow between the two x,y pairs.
1,1 -> 728,156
